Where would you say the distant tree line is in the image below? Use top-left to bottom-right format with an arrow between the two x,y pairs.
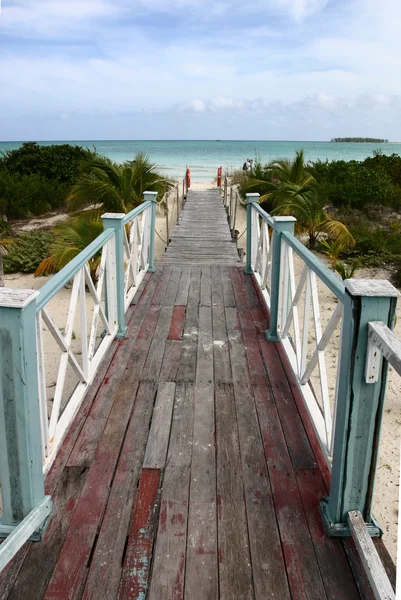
331,137 -> 388,143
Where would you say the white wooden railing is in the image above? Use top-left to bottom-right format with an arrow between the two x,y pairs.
247,197 -> 345,463
0,193 -> 157,570
36,229 -> 119,470
245,192 -> 399,598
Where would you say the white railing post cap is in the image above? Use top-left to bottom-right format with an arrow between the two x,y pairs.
144,191 -> 158,201
272,216 -> 297,223
0,288 -> 39,309
245,193 -> 260,204
101,213 -> 125,221
345,279 -> 400,298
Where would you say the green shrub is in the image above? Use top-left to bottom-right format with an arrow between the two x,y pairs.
0,171 -> 66,218
0,142 -> 96,186
3,231 -> 54,273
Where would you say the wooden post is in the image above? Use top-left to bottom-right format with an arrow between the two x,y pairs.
245,193 -> 260,274
266,216 -> 296,342
232,192 -> 238,242
320,279 -> 399,537
0,289 -> 52,540
143,191 -> 157,272
165,192 -> 170,247
101,213 -> 127,338
176,186 -> 180,225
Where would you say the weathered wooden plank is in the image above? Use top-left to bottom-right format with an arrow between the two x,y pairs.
211,266 -> 224,305
119,469 -> 161,600
140,305 -> 175,382
231,269 -> 269,386
259,339 -> 317,470
220,265 -> 236,307
175,266 -> 191,306
168,306 -> 186,340
0,544 -> 30,600
65,266 -> 164,469
159,340 -> 182,382
44,367 -> 141,598
212,305 -> 231,384
225,309 -> 292,600
269,468 -> 328,599
185,305 -> 218,600
295,469 -> 361,600
215,383 -> 254,600
152,265 -> 173,305
343,538 -> 377,600
200,266 -> 212,306
275,340 -> 331,488
143,382 -> 176,469
348,511 -> 395,600
167,383 -> 195,469
82,382 -> 156,600
67,298 -> 161,467
147,466 -> 190,600
176,268 -> 201,383
8,467 -> 88,600
164,265 -> 182,305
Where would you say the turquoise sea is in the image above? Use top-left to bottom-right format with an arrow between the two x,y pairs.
1,140 -> 400,182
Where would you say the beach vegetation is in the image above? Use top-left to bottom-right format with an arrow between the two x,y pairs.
35,213 -> 104,280
67,153 -> 173,213
334,260 -> 359,280
3,230 -> 54,274
242,150 -> 355,250
0,170 -> 66,218
0,141 -> 96,186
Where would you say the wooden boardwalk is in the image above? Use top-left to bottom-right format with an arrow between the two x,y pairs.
0,189 -> 380,599
163,189 -> 240,264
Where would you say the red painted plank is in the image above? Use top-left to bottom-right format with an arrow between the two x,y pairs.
0,543 -> 31,599
44,376 -> 140,598
259,339 -> 317,470
119,469 -> 161,600
276,341 -> 331,489
82,382 -> 156,600
230,268 -> 268,385
295,469 -> 361,600
270,469 -> 327,599
168,306 -> 186,340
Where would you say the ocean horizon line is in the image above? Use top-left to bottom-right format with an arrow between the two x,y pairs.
1,138 -> 398,144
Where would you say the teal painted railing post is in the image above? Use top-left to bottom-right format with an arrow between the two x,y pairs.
245,193 -> 260,274
320,279 -> 399,537
0,289 -> 52,540
266,216 -> 296,342
144,191 -> 157,273
101,213 -> 127,338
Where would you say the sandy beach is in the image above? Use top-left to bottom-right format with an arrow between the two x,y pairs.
3,179 -> 400,563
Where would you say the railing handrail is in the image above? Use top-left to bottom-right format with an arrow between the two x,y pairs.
36,228 -> 115,312
249,202 -> 275,227
281,231 -> 346,302
123,200 -> 152,225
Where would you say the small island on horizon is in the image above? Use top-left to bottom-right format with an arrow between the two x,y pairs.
330,137 -> 388,143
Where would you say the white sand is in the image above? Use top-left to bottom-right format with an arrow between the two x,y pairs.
2,182 -> 400,563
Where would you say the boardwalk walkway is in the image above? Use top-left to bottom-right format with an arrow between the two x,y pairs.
0,189 -> 368,599
163,189 -> 239,264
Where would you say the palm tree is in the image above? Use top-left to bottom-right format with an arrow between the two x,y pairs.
35,213 -> 104,280
245,150 -> 355,250
67,153 -> 173,214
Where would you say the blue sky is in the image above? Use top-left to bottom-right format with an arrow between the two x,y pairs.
0,0 -> 400,140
